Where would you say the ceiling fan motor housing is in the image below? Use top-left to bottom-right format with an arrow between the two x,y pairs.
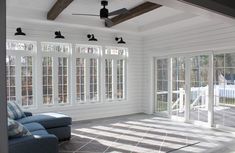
100,8 -> 108,18
100,0 -> 108,19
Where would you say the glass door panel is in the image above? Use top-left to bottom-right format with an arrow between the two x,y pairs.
214,53 -> 235,128
172,57 -> 186,118
155,58 -> 168,114
190,55 -> 209,123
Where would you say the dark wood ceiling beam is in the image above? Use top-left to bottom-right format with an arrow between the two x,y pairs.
178,0 -> 235,19
47,0 -> 73,20
106,2 -> 162,27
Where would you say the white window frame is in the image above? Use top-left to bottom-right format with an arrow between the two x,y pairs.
6,39 -> 37,109
40,42 -> 72,108
6,55 -> 17,101
154,58 -> 169,117
103,46 -> 128,102
72,44 -> 101,104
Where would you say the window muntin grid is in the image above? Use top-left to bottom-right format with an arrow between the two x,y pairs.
58,57 -> 68,104
105,59 -> 113,100
117,59 -> 125,99
6,56 -> 16,101
76,58 -> 86,102
76,46 -> 99,55
89,58 -> 98,102
42,57 -> 53,105
105,48 -> 127,56
41,42 -> 70,53
21,56 -> 33,106
155,58 -> 168,113
7,41 -> 34,51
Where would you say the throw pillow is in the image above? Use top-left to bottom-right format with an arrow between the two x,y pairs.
7,101 -> 26,120
8,118 -> 31,139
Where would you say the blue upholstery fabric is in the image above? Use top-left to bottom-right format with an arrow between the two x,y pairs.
23,122 -> 45,132
7,101 -> 26,120
8,118 -> 31,139
24,111 -> 33,117
31,130 -> 49,136
17,113 -> 72,129
8,112 -> 71,153
47,126 -> 71,141
9,134 -> 58,153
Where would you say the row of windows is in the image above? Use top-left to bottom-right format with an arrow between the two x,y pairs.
6,40 -> 128,108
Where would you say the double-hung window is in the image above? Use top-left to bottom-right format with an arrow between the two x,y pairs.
104,47 -> 128,101
6,40 -> 36,108
41,42 -> 71,105
74,45 -> 101,103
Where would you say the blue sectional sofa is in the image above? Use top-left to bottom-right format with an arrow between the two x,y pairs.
17,112 -> 72,141
9,122 -> 58,153
9,112 -> 72,153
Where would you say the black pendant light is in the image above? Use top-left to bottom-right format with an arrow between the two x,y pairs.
55,31 -> 65,39
87,34 -> 98,41
115,37 -> 126,44
15,27 -> 26,36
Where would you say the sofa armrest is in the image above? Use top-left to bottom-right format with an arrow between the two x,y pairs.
9,135 -> 58,153
24,111 -> 33,117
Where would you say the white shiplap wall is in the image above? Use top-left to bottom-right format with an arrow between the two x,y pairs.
142,20 -> 235,114
7,20 -> 144,121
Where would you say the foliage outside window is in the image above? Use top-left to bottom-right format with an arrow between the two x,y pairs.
104,47 -> 127,101
6,40 -> 36,108
75,45 -> 100,103
41,42 -> 71,105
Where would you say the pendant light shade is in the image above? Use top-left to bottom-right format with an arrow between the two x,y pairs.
87,34 -> 98,41
115,37 -> 126,44
15,27 -> 26,36
55,31 -> 65,39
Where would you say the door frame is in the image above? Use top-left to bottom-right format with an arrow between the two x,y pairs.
153,49 -> 235,128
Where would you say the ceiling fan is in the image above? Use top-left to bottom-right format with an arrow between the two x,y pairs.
72,0 -> 128,27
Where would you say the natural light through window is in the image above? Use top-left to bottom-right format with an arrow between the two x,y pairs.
75,45 -> 100,103
41,42 -> 71,105
42,57 -> 53,105
6,40 -> 128,109
6,40 -> 36,108
105,47 -> 127,101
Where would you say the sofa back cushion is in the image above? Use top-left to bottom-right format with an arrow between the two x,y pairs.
8,118 -> 31,139
7,101 -> 26,120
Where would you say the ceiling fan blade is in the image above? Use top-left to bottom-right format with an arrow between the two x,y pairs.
109,8 -> 128,16
72,13 -> 99,17
105,18 -> 114,27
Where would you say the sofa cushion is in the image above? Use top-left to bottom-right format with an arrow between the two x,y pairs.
17,113 -> 72,129
31,130 -> 49,136
8,118 -> 31,139
7,101 -> 26,120
23,123 -> 45,132
9,133 -> 58,153
47,126 -> 71,141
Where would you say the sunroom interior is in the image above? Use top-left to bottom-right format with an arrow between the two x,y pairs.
2,0 -> 235,153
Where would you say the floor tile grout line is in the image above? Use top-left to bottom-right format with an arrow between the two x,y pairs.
60,115 -> 235,153
74,120 -> 127,153
158,131 -> 168,153
103,122 -> 134,153
130,127 -> 151,153
72,135 -> 98,153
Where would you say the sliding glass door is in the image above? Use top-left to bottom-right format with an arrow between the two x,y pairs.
190,55 -> 209,123
171,57 -> 186,118
154,51 -> 235,128
154,58 -> 169,115
214,53 -> 235,128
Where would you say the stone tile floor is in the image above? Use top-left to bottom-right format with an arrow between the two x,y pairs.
59,114 -> 235,153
